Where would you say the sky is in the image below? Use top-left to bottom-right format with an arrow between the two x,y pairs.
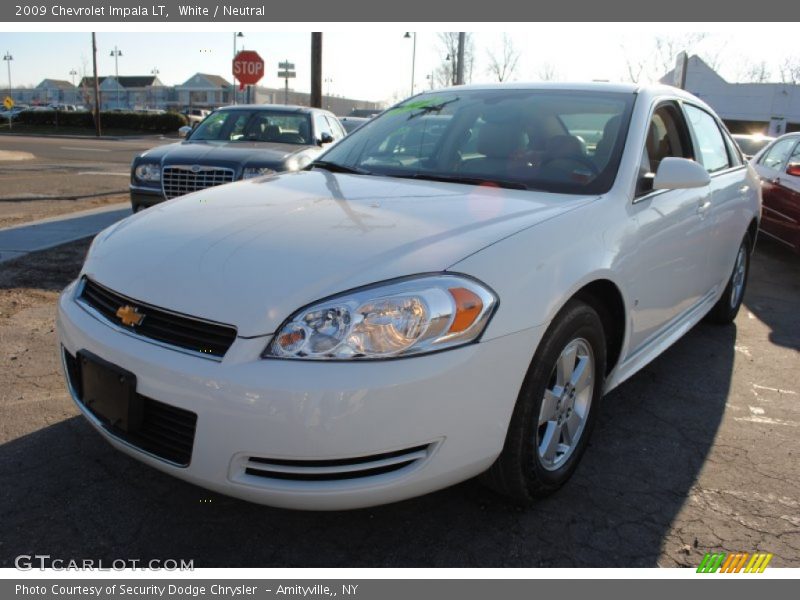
1,25 -> 798,104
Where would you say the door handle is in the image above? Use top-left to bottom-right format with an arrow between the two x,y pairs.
772,177 -> 781,185
739,185 -> 750,193
697,198 -> 712,213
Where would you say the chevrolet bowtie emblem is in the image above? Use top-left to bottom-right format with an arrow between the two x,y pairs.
116,305 -> 145,327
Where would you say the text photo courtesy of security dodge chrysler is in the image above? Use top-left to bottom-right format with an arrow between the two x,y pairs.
58,83 -> 760,510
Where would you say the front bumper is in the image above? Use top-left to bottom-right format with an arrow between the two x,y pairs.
129,185 -> 164,211
57,280 -> 544,510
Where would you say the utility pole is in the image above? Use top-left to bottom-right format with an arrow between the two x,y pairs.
455,32 -> 465,85
91,33 -> 101,137
310,33 -> 322,108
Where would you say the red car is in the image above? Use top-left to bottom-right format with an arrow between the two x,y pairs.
752,133 -> 800,252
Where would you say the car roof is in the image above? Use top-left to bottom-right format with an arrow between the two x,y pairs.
218,104 -> 327,115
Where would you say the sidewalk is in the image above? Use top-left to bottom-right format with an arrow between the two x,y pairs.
0,202 -> 131,263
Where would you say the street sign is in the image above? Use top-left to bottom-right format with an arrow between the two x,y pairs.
3,96 -> 13,110
278,71 -> 296,79
278,61 -> 295,70
233,50 -> 265,90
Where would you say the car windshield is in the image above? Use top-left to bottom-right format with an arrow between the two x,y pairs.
189,109 -> 313,145
316,89 -> 635,195
734,136 -> 772,157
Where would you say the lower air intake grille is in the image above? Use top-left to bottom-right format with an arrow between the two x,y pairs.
64,349 -> 197,466
242,444 -> 432,482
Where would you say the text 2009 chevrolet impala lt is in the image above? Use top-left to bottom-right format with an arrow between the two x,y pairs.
58,84 -> 760,510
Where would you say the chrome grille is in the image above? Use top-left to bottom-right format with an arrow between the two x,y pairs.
162,165 -> 235,199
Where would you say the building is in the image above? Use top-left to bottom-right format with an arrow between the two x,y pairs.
248,86 -> 383,116
77,75 -> 167,110
661,56 -> 800,136
175,73 -> 233,110
6,72 -> 383,116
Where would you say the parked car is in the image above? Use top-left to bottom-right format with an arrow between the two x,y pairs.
732,133 -> 774,159
49,103 -> 79,112
184,108 -> 210,126
129,104 -> 347,212
338,116 -> 369,134
59,83 -> 760,510
751,132 -> 800,252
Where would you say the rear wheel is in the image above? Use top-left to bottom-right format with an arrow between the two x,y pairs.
482,299 -> 606,504
705,233 -> 751,325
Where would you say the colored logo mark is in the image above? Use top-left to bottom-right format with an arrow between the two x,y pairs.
697,552 -> 773,573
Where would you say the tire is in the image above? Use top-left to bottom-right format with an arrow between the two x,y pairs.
705,233 -> 751,325
481,299 -> 607,504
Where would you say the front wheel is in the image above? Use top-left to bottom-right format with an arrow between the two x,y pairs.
481,299 -> 607,504
705,233 -> 751,325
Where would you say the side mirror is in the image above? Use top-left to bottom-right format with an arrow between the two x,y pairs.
319,132 -> 334,145
786,162 -> 800,177
652,157 -> 711,190
178,125 -> 192,139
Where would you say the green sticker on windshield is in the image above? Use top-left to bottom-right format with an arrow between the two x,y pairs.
387,95 -> 456,116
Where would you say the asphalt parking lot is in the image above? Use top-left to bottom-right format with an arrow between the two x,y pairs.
0,138 -> 798,568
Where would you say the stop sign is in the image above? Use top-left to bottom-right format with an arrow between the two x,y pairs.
233,50 -> 265,89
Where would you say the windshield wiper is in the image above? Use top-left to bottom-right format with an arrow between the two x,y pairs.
393,173 -> 529,191
310,161 -> 372,176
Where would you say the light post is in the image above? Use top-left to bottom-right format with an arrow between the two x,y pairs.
445,54 -> 455,86
3,52 -> 12,97
150,67 -> 159,109
404,32 -> 416,96
109,46 -> 122,109
69,69 -> 78,86
232,32 -> 244,104
426,73 -> 435,90
324,77 -> 333,109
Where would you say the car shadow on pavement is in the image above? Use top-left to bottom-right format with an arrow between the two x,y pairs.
0,322 -> 735,568
743,238 -> 800,351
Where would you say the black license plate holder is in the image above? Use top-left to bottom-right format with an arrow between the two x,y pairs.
77,350 -> 141,433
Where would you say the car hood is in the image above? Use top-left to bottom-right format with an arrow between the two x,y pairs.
84,171 -> 595,336
140,140 -> 318,166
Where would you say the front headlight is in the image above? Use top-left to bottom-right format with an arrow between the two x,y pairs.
264,275 -> 497,360
134,162 -> 160,182
242,167 -> 276,179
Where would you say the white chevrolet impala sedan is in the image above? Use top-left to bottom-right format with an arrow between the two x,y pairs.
57,84 -> 760,510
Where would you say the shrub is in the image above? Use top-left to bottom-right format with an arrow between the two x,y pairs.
16,110 -> 187,132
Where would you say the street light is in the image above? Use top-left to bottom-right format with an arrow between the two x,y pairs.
324,77 -> 333,109
69,69 -> 77,86
3,52 -> 12,96
109,46 -> 123,109
232,32 -> 244,104
150,68 -> 160,109
445,53 -> 456,86
404,32 -> 416,97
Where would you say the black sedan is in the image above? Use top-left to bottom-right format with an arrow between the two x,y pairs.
129,105 -> 347,212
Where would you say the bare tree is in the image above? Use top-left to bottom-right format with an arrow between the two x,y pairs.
435,32 -> 475,87
621,33 -> 718,84
779,57 -> 800,84
486,33 -> 520,82
537,62 -> 558,82
738,60 -> 772,83
78,55 -> 95,110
